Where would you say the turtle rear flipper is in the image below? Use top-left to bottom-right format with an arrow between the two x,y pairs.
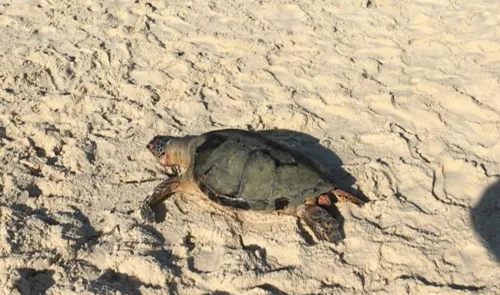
300,205 -> 342,243
331,189 -> 365,207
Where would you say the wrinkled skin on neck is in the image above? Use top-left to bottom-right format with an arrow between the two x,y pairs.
146,135 -> 197,176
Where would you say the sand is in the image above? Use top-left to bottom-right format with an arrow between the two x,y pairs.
1,0 -> 499,294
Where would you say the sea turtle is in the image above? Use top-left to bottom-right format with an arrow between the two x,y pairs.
141,129 -> 365,243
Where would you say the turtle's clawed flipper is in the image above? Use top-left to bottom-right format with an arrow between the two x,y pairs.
140,177 -> 181,223
300,205 -> 342,243
331,189 -> 365,207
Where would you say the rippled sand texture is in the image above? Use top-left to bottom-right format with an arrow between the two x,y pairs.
1,0 -> 499,294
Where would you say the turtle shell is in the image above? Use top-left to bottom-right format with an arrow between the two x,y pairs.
192,129 -> 337,211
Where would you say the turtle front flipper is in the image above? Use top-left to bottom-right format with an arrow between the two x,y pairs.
140,177 -> 181,223
299,205 -> 342,243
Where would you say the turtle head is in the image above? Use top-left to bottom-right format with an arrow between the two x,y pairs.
147,136 -> 174,159
147,135 -> 192,176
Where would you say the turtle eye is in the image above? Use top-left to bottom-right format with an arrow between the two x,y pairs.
155,146 -> 166,158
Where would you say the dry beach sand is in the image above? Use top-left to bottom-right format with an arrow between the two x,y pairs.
1,0 -> 500,294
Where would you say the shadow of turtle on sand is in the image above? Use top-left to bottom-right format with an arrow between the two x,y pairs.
471,179 -> 500,262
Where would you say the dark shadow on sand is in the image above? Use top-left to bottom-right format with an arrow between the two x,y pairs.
471,179 -> 500,262
15,268 -> 55,295
88,269 -> 163,295
10,203 -> 100,251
